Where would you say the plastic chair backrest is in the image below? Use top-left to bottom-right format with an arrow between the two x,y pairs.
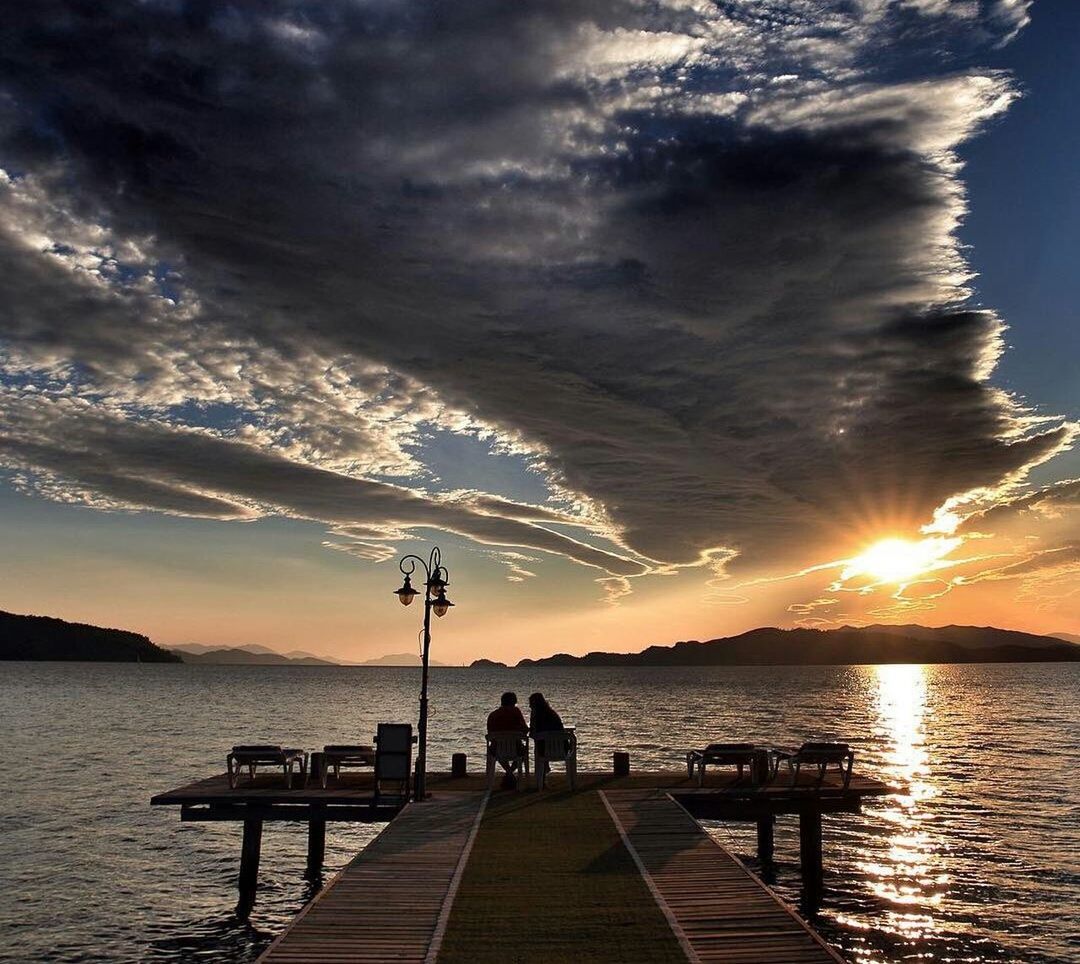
536,729 -> 576,762
487,731 -> 526,759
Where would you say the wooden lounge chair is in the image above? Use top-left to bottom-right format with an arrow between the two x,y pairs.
533,727 -> 576,790
685,743 -> 762,787
227,745 -> 307,789
771,742 -> 854,789
321,744 -> 376,788
486,730 -> 530,789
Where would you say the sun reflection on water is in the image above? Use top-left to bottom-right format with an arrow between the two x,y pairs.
840,665 -> 951,955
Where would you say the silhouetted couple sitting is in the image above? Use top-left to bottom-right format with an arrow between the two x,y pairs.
486,690 -> 564,789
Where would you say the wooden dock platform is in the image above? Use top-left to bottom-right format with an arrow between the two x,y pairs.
602,789 -> 844,963
258,791 -> 486,964
152,766 -> 896,960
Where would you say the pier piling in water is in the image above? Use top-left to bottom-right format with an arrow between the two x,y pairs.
756,813 -> 775,861
305,805 -> 326,881
800,805 -> 825,903
236,817 -> 262,918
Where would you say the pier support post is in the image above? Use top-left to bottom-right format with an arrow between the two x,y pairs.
799,807 -> 823,905
236,818 -> 263,918
756,815 -> 775,862
306,806 -> 326,882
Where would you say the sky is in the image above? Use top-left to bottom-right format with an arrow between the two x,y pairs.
0,0 -> 1077,664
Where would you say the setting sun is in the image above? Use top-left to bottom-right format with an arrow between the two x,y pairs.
844,536 -> 961,585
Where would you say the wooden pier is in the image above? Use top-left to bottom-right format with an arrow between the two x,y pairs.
603,790 -> 844,962
152,766 -> 894,962
258,792 -> 486,963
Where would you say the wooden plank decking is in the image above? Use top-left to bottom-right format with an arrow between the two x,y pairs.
257,792 -> 486,964
151,768 -> 893,960
601,789 -> 845,964
152,768 -> 894,808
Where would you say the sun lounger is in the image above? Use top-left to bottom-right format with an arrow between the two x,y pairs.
771,741 -> 854,788
227,745 -> 307,789
685,742 -> 762,787
321,744 -> 376,788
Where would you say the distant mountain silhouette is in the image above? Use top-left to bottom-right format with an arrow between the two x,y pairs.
1052,632 -> 1080,645
470,658 -> 508,668
515,624 -> 1080,667
360,652 -> 449,667
172,642 -> 353,665
0,610 -> 181,662
172,642 -> 281,656
179,647 -> 341,666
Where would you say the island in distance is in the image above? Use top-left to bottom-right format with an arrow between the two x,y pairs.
507,624 -> 1080,667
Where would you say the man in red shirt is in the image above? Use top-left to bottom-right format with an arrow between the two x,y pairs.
486,692 -> 528,788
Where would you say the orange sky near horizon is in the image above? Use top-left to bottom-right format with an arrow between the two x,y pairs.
3,481 -> 1075,664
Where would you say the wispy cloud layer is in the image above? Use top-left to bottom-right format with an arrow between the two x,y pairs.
0,0 -> 1072,595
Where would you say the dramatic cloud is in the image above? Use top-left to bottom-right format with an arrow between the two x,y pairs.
0,0 -> 1073,592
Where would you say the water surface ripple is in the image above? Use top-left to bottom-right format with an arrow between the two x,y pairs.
1,662 -> 1077,963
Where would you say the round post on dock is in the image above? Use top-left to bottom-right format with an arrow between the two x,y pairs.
309,751 -> 325,787
613,751 -> 630,776
236,817 -> 263,918
798,807 -> 824,906
756,814 -> 775,862
306,806 -> 326,881
451,752 -> 468,778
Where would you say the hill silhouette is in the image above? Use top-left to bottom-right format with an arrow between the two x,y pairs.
178,647 -> 340,666
515,624 -> 1079,667
0,610 -> 181,662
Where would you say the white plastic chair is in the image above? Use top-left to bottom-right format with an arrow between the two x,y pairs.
533,728 -> 577,790
485,731 -> 529,789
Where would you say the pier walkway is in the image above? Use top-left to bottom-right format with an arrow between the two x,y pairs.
252,782 -> 851,963
603,789 -> 843,963
259,792 -> 485,964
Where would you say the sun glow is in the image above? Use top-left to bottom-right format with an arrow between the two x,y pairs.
844,536 -> 961,585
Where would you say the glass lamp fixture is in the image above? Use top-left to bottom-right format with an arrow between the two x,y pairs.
394,574 -> 419,606
432,588 -> 454,618
428,569 -> 448,595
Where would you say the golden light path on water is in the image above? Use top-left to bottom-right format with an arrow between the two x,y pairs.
839,666 -> 949,958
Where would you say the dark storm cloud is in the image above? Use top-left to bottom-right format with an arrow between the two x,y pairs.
0,0 -> 1072,579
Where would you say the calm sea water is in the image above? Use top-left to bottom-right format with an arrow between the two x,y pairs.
1,662 -> 1077,963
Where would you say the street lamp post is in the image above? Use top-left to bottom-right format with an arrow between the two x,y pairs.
393,545 -> 454,802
